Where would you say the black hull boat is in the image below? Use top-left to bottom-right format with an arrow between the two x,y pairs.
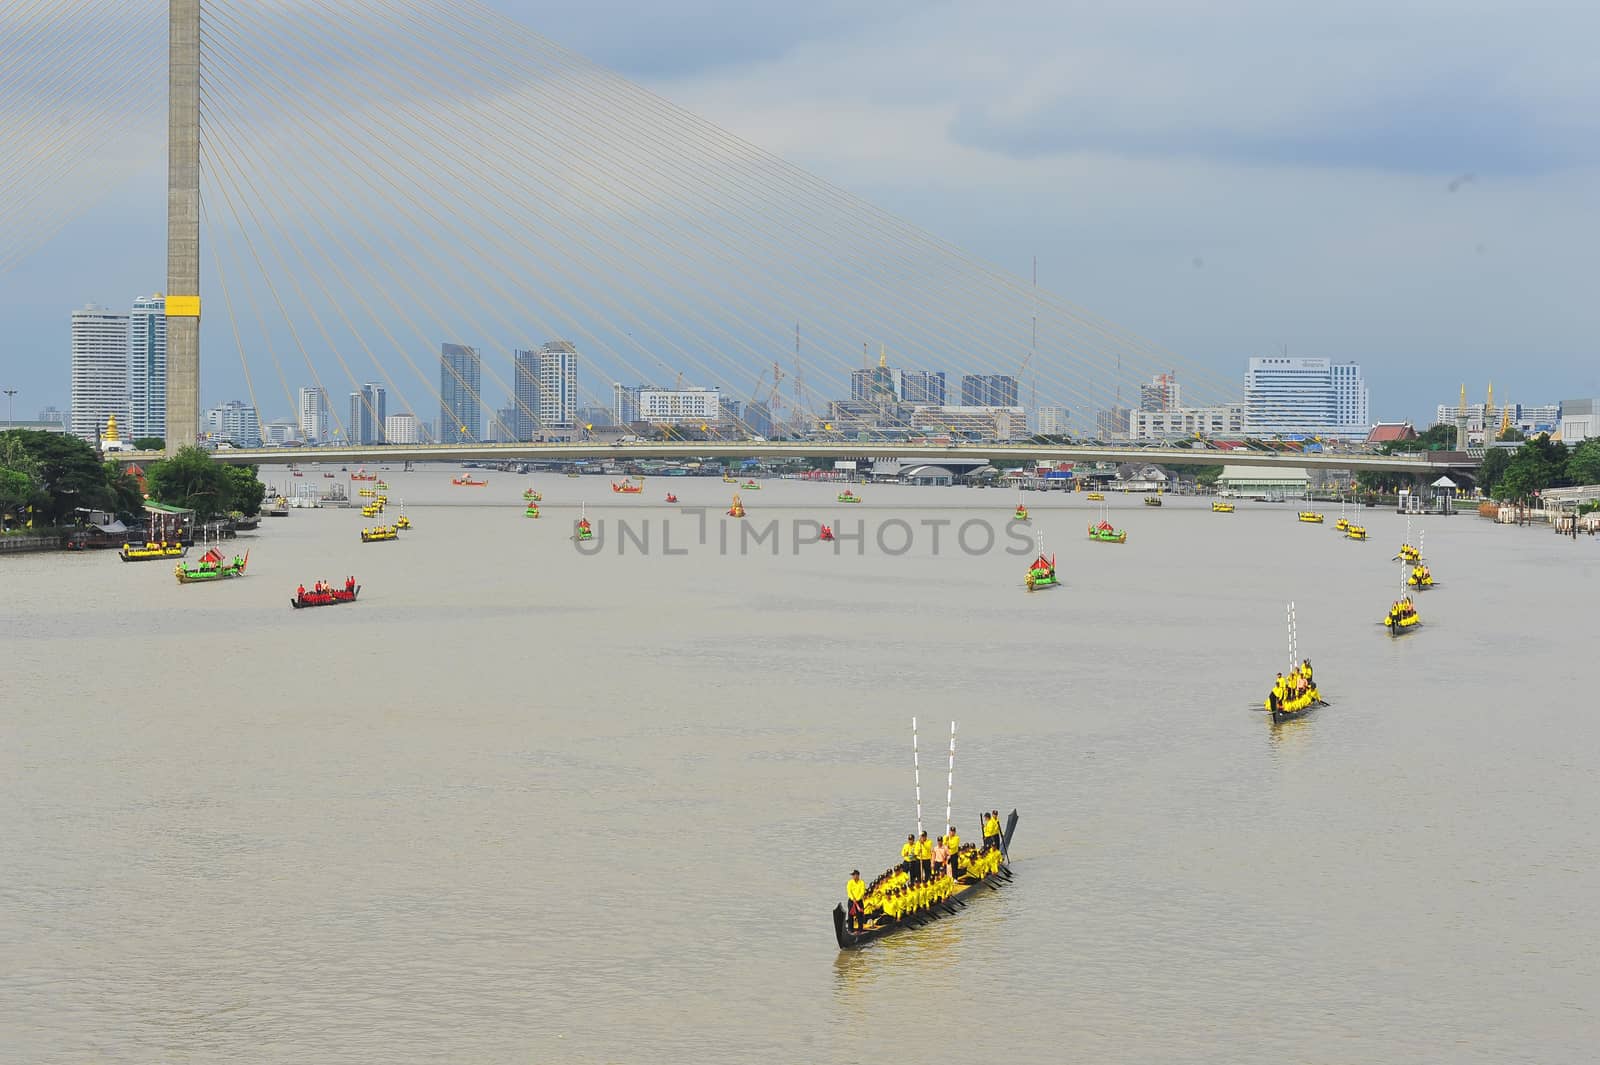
833,810 -> 1018,950
291,586 -> 360,609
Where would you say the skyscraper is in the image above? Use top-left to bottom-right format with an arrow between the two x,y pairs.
384,413 -> 421,444
513,349 -> 541,441
346,383 -> 386,444
298,386 -> 329,443
70,304 -> 129,443
613,382 -> 642,425
205,400 -> 261,447
127,295 -> 167,441
1037,406 -> 1068,435
1138,373 -> 1180,413
900,370 -> 946,406
439,343 -> 482,442
960,374 -> 1019,407
537,340 -> 578,430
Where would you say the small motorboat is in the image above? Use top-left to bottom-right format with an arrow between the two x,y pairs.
837,490 -> 861,504
1383,599 -> 1420,634
1396,543 -> 1422,563
819,524 -> 835,542
665,493 -> 678,503
1334,518 -> 1351,531
1086,492 -> 1105,501
451,476 -> 487,486
574,517 -> 594,541
1144,496 -> 1162,507
1013,504 -> 1030,521
1212,500 -> 1235,513
524,503 -> 541,518
361,525 -> 399,543
523,488 -> 542,502
728,494 -> 746,518
1346,525 -> 1368,541
1298,511 -> 1324,523
741,480 -> 761,490
612,480 -> 643,494
394,515 -> 412,530
1406,565 -> 1434,589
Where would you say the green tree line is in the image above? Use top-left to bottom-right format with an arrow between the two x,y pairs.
1,432 -> 266,529
1477,434 -> 1600,501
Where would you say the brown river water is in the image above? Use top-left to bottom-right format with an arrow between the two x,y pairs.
3,469 -> 1596,1063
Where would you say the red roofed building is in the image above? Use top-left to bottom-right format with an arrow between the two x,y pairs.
1366,422 -> 1417,444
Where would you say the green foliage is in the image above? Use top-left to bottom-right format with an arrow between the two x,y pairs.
1476,447 -> 1512,495
0,466 -> 35,524
0,429 -> 113,523
102,462 -> 145,518
1564,439 -> 1600,487
221,464 -> 267,516
131,437 -> 165,451
1496,426 -> 1525,443
1416,423 -> 1458,450
145,445 -> 228,520
1491,433 -> 1571,501
1195,465 -> 1223,486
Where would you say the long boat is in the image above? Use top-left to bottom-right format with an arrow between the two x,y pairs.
833,810 -> 1019,950
175,549 -> 248,584
291,585 -> 360,609
120,541 -> 187,562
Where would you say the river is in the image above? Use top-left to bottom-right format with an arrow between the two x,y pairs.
3,469 -> 1596,1063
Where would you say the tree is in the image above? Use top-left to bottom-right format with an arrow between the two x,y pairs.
1477,447 -> 1512,495
1566,439 -> 1600,486
132,437 -> 165,451
221,464 -> 266,516
1195,465 -> 1222,487
1496,426 -> 1525,443
0,467 -> 35,527
1416,423 -> 1458,450
0,429 -> 113,523
102,462 -> 145,519
145,445 -> 228,520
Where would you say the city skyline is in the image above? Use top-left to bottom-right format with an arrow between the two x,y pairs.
7,5 -> 1596,424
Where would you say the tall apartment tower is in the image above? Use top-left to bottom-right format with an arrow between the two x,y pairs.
512,350 -> 541,441
298,386 -> 330,443
439,343 -> 483,442
127,295 -> 168,441
347,383 -> 386,444
537,340 -> 578,430
70,304 -> 130,443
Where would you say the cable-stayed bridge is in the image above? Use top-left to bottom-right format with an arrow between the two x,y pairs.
5,2 -> 1439,473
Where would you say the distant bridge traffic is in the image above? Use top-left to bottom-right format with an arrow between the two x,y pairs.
111,440 -> 1475,475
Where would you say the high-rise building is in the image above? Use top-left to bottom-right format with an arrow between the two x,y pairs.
205,400 -> 261,447
1244,357 -> 1368,438
1095,407 -> 1131,439
1037,406 -> 1068,435
537,340 -> 578,430
851,364 -> 900,402
127,295 -> 167,441
613,382 -> 643,425
346,383 -> 386,445
70,304 -> 129,443
262,420 -> 299,446
512,350 -> 541,441
298,386 -> 330,443
439,343 -> 482,442
1130,404 -> 1247,440
960,374 -> 1019,408
488,404 -> 518,443
577,406 -> 613,429
384,413 -> 421,444
900,370 -> 946,406
637,387 -> 722,424
1138,373 -> 1180,413
743,402 -> 773,438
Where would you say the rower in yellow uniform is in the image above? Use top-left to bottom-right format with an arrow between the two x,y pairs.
943,828 -> 961,877
846,871 -> 867,931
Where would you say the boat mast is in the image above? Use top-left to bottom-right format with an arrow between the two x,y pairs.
1287,602 -> 1298,672
912,717 -> 923,837
945,720 -> 957,835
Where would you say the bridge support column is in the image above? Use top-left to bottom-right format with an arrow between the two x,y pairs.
165,0 -> 201,455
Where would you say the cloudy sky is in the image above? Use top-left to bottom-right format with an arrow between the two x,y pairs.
5,0 -> 1598,423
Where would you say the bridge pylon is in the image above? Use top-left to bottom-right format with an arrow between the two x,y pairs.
165,0 -> 201,455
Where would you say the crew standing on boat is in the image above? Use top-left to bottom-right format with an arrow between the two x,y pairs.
901,834 -> 918,882
916,831 -> 932,882
983,811 -> 1001,851
846,871 -> 867,931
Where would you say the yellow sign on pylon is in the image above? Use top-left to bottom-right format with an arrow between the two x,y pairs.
165,295 -> 201,317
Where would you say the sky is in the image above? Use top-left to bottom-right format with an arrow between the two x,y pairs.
4,0 -> 1599,425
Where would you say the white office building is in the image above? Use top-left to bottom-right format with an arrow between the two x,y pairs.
127,295 -> 167,442
298,386 -> 330,443
206,400 -> 261,447
70,304 -> 130,443
537,340 -> 578,429
1037,406 -> 1068,435
1560,399 -> 1598,444
385,412 -> 422,444
638,387 -> 721,424
1130,404 -> 1247,440
262,420 -> 300,446
1244,357 -> 1368,438
910,405 -> 1026,440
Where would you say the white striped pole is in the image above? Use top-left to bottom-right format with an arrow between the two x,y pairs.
1287,601 -> 1297,672
945,720 -> 957,834
912,717 -> 922,836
